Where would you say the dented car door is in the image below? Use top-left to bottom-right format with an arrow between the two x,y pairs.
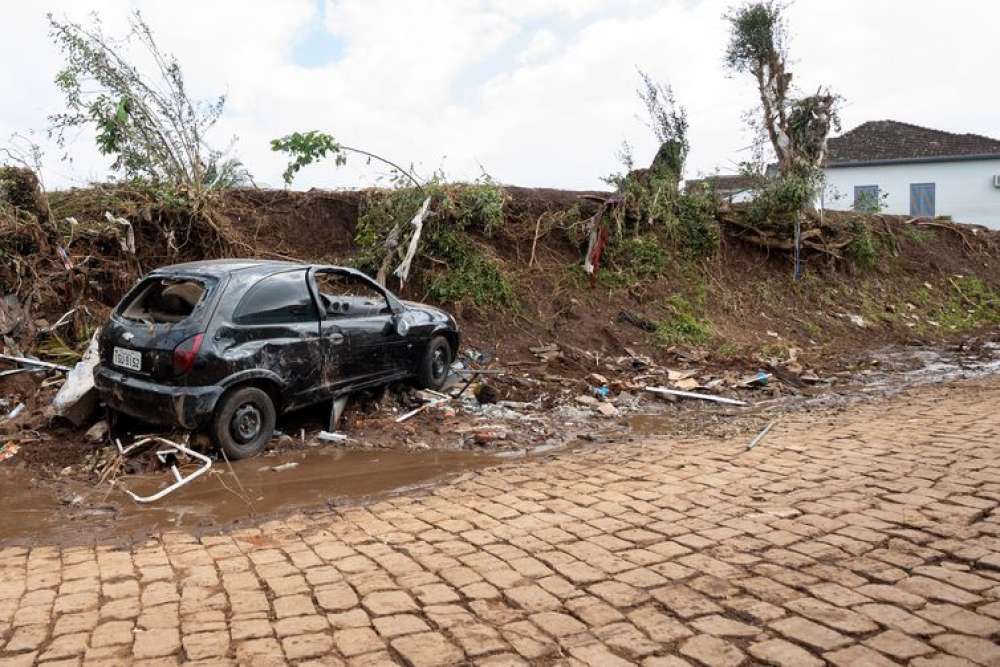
219,269 -> 324,410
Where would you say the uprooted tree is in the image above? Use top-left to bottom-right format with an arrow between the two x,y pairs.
722,1 -> 848,261
585,70 -> 717,285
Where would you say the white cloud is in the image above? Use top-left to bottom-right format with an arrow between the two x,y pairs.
1,0 -> 998,191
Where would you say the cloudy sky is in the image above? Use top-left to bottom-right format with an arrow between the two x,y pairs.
1,0 -> 998,191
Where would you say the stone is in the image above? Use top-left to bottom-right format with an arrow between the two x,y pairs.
679,634 -> 745,667
391,632 -> 464,667
749,638 -> 824,667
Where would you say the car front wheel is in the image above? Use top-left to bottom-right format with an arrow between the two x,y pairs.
211,386 -> 276,460
417,336 -> 452,390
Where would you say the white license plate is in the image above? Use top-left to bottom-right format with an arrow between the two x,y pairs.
113,346 -> 142,371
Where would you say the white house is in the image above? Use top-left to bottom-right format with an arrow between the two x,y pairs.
821,120 -> 1000,228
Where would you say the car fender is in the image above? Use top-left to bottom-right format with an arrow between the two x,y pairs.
217,369 -> 287,405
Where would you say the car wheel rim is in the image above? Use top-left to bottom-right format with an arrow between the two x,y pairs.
432,347 -> 447,379
232,403 -> 262,443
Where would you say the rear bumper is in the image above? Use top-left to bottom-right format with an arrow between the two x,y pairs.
94,366 -> 222,430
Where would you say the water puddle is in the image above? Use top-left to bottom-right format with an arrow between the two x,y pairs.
0,448 -> 498,546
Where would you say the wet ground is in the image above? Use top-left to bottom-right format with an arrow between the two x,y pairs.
2,340 -> 999,547
0,448 -> 499,546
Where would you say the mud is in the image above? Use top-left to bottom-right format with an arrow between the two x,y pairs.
0,448 -> 498,546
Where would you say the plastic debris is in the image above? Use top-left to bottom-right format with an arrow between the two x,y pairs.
52,331 -> 100,426
747,420 -> 777,450
645,386 -> 748,406
0,442 -> 19,463
317,431 -> 349,443
113,436 -> 213,504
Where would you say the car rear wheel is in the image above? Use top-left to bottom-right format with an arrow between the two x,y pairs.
417,336 -> 452,390
211,387 -> 276,460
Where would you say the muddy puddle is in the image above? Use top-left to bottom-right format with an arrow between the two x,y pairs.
0,448 -> 499,546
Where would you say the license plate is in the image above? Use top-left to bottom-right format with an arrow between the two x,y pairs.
113,346 -> 142,371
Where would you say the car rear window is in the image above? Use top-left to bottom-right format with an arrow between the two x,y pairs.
119,276 -> 214,324
234,270 -> 316,324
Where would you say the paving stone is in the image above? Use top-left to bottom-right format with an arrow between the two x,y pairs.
679,634 -> 745,667
182,631 -> 229,660
864,629 -> 934,660
824,644 -> 900,667
390,632 -> 464,667
749,638 -> 823,667
503,585 -> 561,612
90,620 -> 134,647
569,642 -> 634,667
133,628 -> 180,658
281,632 -> 334,661
361,590 -> 417,616
334,627 -> 384,656
770,616 -> 851,651
917,604 -> 1000,636
931,633 -> 1000,666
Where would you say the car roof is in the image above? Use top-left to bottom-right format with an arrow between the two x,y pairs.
152,259 -> 307,278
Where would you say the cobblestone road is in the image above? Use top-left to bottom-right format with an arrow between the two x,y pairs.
3,377 -> 1000,666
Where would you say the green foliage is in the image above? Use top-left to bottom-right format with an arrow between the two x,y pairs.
724,1 -> 786,74
656,294 -> 712,346
355,179 -> 513,307
270,131 -> 344,185
47,11 -> 248,190
746,173 -> 817,225
599,235 -> 667,288
674,190 -> 720,258
846,219 -> 880,268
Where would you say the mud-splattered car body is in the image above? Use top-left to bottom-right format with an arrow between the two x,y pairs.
94,260 -> 459,457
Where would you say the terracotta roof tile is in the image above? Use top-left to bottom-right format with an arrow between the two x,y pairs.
826,120 -> 1000,164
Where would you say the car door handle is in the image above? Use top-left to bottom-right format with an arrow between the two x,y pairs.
330,333 -> 344,344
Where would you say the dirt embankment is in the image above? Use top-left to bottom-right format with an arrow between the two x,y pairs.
2,179 -> 1000,476
215,185 -> 1000,371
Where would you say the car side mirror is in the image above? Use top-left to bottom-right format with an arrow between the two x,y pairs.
393,313 -> 410,337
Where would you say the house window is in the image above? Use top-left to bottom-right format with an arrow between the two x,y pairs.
910,183 -> 935,218
854,185 -> 880,212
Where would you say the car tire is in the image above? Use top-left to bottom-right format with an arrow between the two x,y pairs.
417,336 -> 452,390
211,387 -> 276,460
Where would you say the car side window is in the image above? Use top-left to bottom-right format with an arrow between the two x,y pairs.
234,270 -> 317,324
314,272 -> 390,318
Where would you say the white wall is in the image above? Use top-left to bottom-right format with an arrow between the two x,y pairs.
821,158 -> 1000,228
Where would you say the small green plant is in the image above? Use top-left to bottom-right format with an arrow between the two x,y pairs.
656,294 -> 711,346
846,219 -> 880,268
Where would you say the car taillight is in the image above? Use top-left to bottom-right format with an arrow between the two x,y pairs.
172,333 -> 204,375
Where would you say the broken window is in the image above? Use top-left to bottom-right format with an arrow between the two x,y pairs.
119,277 -> 211,324
314,271 -> 390,318
234,270 -> 316,324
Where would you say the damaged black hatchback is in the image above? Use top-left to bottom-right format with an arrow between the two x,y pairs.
95,260 -> 459,459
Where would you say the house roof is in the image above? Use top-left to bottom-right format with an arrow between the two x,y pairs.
826,120 -> 1000,166
685,174 -> 762,193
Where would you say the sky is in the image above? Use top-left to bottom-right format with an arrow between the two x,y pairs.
1,0 -> 998,191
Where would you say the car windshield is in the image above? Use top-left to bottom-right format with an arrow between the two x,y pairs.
119,276 -> 213,324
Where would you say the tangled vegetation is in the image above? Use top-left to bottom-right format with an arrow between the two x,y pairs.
355,179 -> 515,308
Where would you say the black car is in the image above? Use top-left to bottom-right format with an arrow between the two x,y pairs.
94,260 -> 459,459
